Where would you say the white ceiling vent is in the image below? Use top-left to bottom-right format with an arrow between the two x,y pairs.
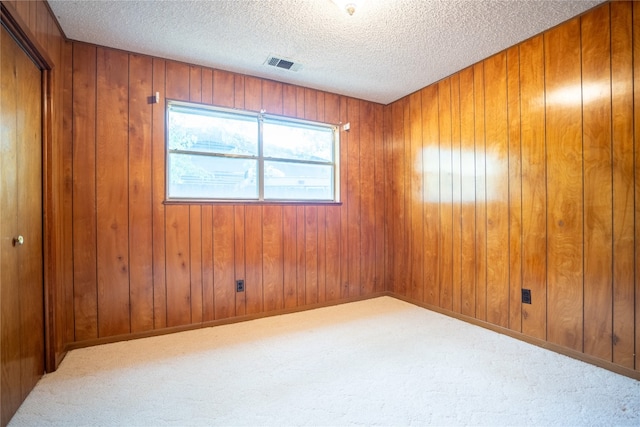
265,55 -> 302,72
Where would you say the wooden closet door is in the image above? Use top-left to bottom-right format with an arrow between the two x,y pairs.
0,25 -> 44,427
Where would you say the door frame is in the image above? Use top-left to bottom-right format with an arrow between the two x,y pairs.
1,3 -> 57,373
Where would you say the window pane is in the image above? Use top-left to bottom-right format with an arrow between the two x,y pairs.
168,153 -> 258,199
168,108 -> 258,156
263,119 -> 333,162
264,161 -> 334,200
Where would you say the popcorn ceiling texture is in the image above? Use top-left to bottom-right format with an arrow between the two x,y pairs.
49,0 -> 601,104
9,297 -> 640,426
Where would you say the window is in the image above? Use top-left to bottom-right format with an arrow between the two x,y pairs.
167,101 -> 340,202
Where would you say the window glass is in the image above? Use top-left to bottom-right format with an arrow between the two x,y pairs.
166,101 -> 339,202
263,119 -> 334,162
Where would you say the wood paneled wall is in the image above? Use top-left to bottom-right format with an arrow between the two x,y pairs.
64,43 -> 387,343
1,0 -> 68,369
385,1 -> 639,373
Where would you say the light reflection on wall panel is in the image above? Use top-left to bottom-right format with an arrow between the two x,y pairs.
420,147 -> 504,203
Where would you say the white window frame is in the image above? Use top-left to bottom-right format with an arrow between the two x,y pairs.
166,100 -> 340,203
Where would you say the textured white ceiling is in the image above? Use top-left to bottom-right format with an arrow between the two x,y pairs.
48,0 -> 603,105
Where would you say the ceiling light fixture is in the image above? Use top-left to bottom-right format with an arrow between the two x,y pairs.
331,0 -> 364,16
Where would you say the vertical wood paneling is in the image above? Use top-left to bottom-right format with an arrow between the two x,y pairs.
245,206 -> 263,314
189,67 -> 203,324
339,96 -> 350,297
128,54 -> 154,333
374,104 -> 386,293
459,68 -> 476,317
325,93 -> 342,301
545,18 -> 584,351
244,77 -> 262,112
611,0 -> 635,369
305,206 -> 318,304
72,43 -> 98,340
484,52 -> 509,328
409,92 -> 424,302
202,69 -> 213,104
213,206 -> 235,320
189,206 -> 203,324
189,66 -> 201,102
582,4 -> 613,361
296,206 -> 306,305
389,100 -> 405,295
234,207 -> 246,317
473,62 -> 488,321
317,92 -> 327,303
62,41 -> 75,345
317,206 -> 327,303
165,205 -> 191,326
506,46 -> 523,332
96,48 -> 130,337
164,61 -> 191,327
282,206 -> 298,308
438,79 -> 453,311
347,98 -> 361,297
263,206 -> 283,311
151,58 -> 167,329
519,35 -> 547,340
403,97 -> 412,298
450,74 -> 462,314
633,0 -> 640,372
422,86 -> 439,306
212,70 -> 234,108
360,101 -> 377,296
201,206 -> 214,322
262,80 -> 283,114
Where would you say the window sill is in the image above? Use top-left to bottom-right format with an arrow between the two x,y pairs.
163,199 -> 343,206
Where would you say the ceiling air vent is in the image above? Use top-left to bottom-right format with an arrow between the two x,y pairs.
265,55 -> 302,72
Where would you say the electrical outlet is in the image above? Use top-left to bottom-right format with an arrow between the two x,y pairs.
522,289 -> 532,304
236,279 -> 245,293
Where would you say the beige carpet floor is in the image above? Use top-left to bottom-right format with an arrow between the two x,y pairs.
9,296 -> 640,426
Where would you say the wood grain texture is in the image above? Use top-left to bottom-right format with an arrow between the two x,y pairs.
213,206 -> 235,320
164,61 -> 192,328
633,0 -> 640,372
438,79 -> 454,311
96,47 -> 130,337
483,52 -> 509,328
71,43 -> 98,340
282,206 -> 298,308
263,206 -> 283,312
581,4 -> 613,361
409,92 -> 424,302
296,206 -> 306,305
347,98 -> 361,297
611,0 -> 634,369
201,206 -> 214,322
151,58 -> 167,329
234,206 -> 245,316
421,85 -> 440,306
450,74 -> 462,314
545,18 -> 584,352
189,206 -> 203,324
473,62 -> 487,321
458,67 -> 476,318
360,101 -> 377,296
245,206 -> 263,315
128,54 -> 154,333
165,205 -> 191,326
374,104 -> 386,293
519,35 -> 547,340
339,97 -> 350,298
506,46 -> 523,332
305,206 -> 319,304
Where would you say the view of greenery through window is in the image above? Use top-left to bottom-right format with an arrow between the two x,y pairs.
167,103 -> 338,201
